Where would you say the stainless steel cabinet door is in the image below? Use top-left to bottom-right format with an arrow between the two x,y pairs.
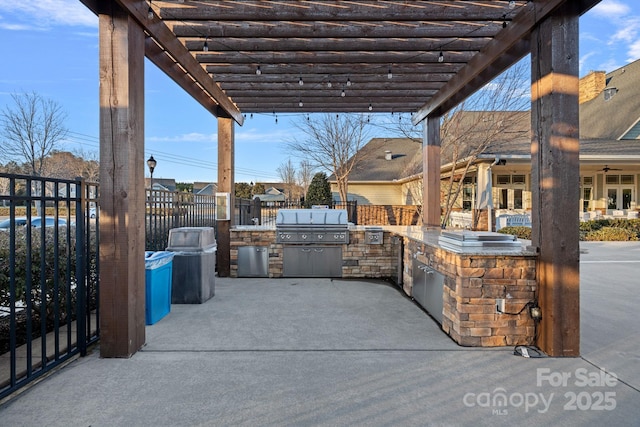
283,246 -> 342,277
238,246 -> 269,277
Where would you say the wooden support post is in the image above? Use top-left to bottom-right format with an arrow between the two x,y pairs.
216,115 -> 235,277
530,4 -> 580,357
422,115 -> 441,227
98,1 -> 146,357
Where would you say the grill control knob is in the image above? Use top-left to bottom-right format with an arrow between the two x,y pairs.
302,234 -> 308,239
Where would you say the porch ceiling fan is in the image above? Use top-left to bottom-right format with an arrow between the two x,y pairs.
600,165 -> 622,173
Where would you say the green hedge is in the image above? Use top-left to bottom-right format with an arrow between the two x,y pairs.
497,226 -> 532,240
0,226 -> 98,327
498,219 -> 640,241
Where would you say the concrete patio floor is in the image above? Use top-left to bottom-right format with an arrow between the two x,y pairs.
0,242 -> 639,426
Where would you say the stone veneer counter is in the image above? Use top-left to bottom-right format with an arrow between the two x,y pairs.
382,226 -> 539,347
230,225 -> 539,347
229,225 -> 398,280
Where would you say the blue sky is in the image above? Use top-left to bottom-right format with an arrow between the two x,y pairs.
1,0 -> 640,183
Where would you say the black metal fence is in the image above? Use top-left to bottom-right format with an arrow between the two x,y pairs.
146,193 -> 309,251
146,189 -> 217,251
0,173 -> 99,400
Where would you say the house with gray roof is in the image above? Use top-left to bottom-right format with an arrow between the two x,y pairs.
253,187 -> 287,205
329,137 -> 423,205
145,178 -> 176,192
336,58 -> 640,226
193,181 -> 217,195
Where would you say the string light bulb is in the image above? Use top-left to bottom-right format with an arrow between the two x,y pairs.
299,99 -> 303,107
346,78 -> 352,87
327,81 -> 332,88
341,89 -> 346,97
509,0 -> 516,9
203,37 -> 209,52
147,5 -> 154,19
368,103 -> 373,111
387,67 -> 392,79
438,51 -> 444,63
299,76 -> 304,86
256,65 -> 261,75
502,14 -> 507,28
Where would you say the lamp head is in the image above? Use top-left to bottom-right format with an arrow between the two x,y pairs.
147,155 -> 157,174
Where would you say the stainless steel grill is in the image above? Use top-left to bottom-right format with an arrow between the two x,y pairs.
276,208 -> 349,278
276,209 -> 349,245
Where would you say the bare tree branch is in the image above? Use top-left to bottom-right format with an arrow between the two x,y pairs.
287,113 -> 370,203
276,158 -> 297,201
0,91 -> 68,177
297,160 -> 314,197
373,59 -> 530,228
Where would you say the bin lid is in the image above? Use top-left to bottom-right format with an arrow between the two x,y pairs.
166,227 -> 216,252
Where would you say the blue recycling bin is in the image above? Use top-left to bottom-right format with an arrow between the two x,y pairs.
144,251 -> 175,325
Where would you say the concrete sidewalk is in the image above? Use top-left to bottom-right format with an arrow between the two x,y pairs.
0,242 -> 639,426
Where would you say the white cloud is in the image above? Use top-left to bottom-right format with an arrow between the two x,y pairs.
146,123 -> 296,146
0,0 -> 96,30
0,22 -> 31,30
609,16 -> 640,44
149,133 -> 217,143
597,57 -> 624,73
236,127 -> 295,144
591,0 -> 631,18
627,39 -> 640,61
579,51 -> 598,74
584,1 -> 640,67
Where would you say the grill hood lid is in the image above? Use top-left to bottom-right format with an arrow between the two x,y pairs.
276,209 -> 348,226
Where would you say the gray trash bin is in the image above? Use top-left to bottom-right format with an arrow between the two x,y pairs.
166,227 -> 216,304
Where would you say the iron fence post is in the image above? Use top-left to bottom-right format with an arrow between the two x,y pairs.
75,177 -> 87,356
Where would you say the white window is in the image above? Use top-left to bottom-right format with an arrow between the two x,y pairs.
462,176 -> 475,211
605,174 -> 635,210
580,176 -> 593,212
494,174 -> 528,210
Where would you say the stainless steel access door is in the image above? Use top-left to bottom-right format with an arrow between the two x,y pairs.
412,258 -> 445,324
238,246 -> 269,277
283,246 -> 342,277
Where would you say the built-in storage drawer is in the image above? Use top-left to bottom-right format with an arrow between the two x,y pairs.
238,246 -> 269,277
412,258 -> 445,324
283,246 -> 342,277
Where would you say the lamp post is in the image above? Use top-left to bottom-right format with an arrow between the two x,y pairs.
147,155 -> 157,189
147,155 -> 157,248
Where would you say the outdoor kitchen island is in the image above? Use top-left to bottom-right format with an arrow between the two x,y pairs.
230,220 -> 539,347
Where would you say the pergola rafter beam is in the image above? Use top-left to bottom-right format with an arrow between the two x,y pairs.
114,0 -> 244,124
157,0 -> 521,22
169,20 -> 504,39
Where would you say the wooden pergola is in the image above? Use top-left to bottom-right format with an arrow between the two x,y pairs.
79,0 -> 601,358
